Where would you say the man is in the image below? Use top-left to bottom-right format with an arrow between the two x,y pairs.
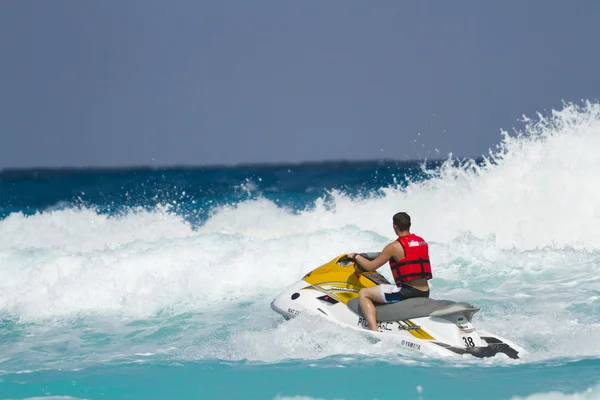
348,212 -> 432,331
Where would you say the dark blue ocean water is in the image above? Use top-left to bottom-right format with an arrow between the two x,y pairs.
0,161 -> 435,222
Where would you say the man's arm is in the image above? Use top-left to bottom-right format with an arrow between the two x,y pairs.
354,243 -> 395,272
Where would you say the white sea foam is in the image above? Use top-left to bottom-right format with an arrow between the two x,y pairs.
0,205 -> 193,253
511,382 -> 600,400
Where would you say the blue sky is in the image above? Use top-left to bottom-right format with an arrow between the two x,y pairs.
1,1 -> 598,168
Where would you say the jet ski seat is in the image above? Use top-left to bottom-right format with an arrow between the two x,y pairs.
347,297 -> 480,322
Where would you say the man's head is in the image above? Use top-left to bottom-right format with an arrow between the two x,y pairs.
393,212 -> 411,233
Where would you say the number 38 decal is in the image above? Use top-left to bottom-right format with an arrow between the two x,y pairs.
462,337 -> 475,347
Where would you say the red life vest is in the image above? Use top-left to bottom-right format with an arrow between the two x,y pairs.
389,233 -> 432,285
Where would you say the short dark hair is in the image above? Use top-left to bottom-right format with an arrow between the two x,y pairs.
393,212 -> 411,231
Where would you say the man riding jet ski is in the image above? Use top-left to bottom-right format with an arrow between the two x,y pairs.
348,212 -> 432,332
270,213 -> 523,359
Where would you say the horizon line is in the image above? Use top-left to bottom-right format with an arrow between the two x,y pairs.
0,156 -> 480,173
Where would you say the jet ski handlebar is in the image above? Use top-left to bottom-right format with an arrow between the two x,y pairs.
340,252 -> 381,273
340,252 -> 380,263
358,252 -> 381,261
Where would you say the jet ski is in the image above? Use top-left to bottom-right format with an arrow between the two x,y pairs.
271,253 -> 523,359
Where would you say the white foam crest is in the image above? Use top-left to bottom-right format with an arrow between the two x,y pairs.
0,205 -> 194,253
411,101 -> 600,250
511,383 -> 600,400
0,228 -> 381,319
202,102 -> 600,251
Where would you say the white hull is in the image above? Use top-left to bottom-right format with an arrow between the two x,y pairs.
271,280 -> 524,359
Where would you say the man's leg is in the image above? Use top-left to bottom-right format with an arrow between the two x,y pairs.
358,286 -> 385,331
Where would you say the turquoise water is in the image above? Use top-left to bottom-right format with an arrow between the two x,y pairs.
2,359 -> 599,399
1,103 -> 600,399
